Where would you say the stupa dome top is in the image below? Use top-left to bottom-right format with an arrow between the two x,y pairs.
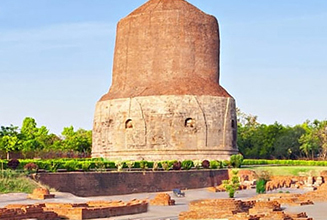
128,0 -> 206,17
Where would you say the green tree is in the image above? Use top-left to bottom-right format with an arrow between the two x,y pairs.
237,109 -> 304,159
314,120 -> 327,159
273,125 -> 305,159
299,121 -> 320,159
0,125 -> 21,159
20,117 -> 51,156
61,126 -> 92,153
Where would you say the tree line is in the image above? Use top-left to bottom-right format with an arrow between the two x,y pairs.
0,117 -> 91,159
237,109 -> 327,160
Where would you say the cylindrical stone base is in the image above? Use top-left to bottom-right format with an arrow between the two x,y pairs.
92,95 -> 237,161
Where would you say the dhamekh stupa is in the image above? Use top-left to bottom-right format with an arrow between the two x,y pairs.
92,0 -> 238,160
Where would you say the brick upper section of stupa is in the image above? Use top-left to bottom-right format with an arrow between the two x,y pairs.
100,0 -> 232,101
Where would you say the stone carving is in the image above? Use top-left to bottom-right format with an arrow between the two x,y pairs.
92,0 -> 238,160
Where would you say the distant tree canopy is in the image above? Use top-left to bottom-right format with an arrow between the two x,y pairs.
237,108 -> 327,160
0,117 -> 92,159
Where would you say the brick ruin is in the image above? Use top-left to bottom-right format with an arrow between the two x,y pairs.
179,198 -> 313,220
0,199 -> 148,220
182,172 -> 327,220
28,188 -> 55,200
92,0 -> 238,161
150,193 -> 175,206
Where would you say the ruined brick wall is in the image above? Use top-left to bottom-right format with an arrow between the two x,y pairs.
101,0 -> 229,100
37,170 -> 228,197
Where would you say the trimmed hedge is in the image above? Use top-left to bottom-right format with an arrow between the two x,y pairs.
243,159 -> 327,166
3,158 -> 327,173
0,158 -> 224,172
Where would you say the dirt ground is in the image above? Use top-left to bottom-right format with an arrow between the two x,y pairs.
0,188 -> 326,220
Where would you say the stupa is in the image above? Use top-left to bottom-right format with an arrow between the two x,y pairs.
92,0 -> 238,160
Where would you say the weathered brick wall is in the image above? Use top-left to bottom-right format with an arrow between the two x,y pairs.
92,95 -> 237,161
37,169 -> 228,197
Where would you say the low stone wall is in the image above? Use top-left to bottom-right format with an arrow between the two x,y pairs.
37,169 -> 228,197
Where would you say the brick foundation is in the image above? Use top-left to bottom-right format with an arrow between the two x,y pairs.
36,169 -> 228,197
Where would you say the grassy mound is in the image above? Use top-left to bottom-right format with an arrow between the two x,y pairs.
0,170 -> 39,194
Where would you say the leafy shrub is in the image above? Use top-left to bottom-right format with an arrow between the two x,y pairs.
193,160 -> 202,169
173,161 -> 182,170
104,161 -> 115,169
147,161 -> 154,169
202,160 -> 210,169
0,160 -> 8,169
7,159 -> 20,170
222,160 -> 230,168
24,163 -> 38,173
115,161 -> 124,171
94,161 -> 105,171
152,161 -> 159,171
181,160 -> 193,170
160,162 -> 170,171
256,170 -> 270,194
140,160 -> 148,170
81,161 -> 91,171
125,161 -> 135,171
223,170 -> 240,198
256,179 -> 267,194
49,161 -> 63,172
210,160 -> 221,169
64,160 -> 79,171
230,154 -> 244,168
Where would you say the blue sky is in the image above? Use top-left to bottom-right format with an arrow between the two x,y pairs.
1,0 -> 326,134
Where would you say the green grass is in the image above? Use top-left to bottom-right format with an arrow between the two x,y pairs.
243,166 -> 327,176
0,170 -> 39,194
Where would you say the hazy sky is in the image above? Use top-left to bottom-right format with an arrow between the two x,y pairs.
1,0 -> 326,134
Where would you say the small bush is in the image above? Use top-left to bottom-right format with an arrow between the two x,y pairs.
81,161 -> 91,171
24,163 -> 38,173
222,160 -> 230,168
256,179 -> 267,194
140,160 -> 148,170
230,154 -> 244,168
210,160 -> 221,169
193,160 -> 202,169
115,161 -> 124,171
256,170 -> 270,194
152,161 -> 159,171
7,159 -> 20,170
202,160 -> 210,169
173,161 -> 182,170
64,160 -> 79,171
160,162 -> 170,171
125,161 -> 135,171
181,160 -> 193,170
223,170 -> 240,198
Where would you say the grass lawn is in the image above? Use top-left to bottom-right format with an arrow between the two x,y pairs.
0,170 -> 39,194
243,166 -> 327,176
